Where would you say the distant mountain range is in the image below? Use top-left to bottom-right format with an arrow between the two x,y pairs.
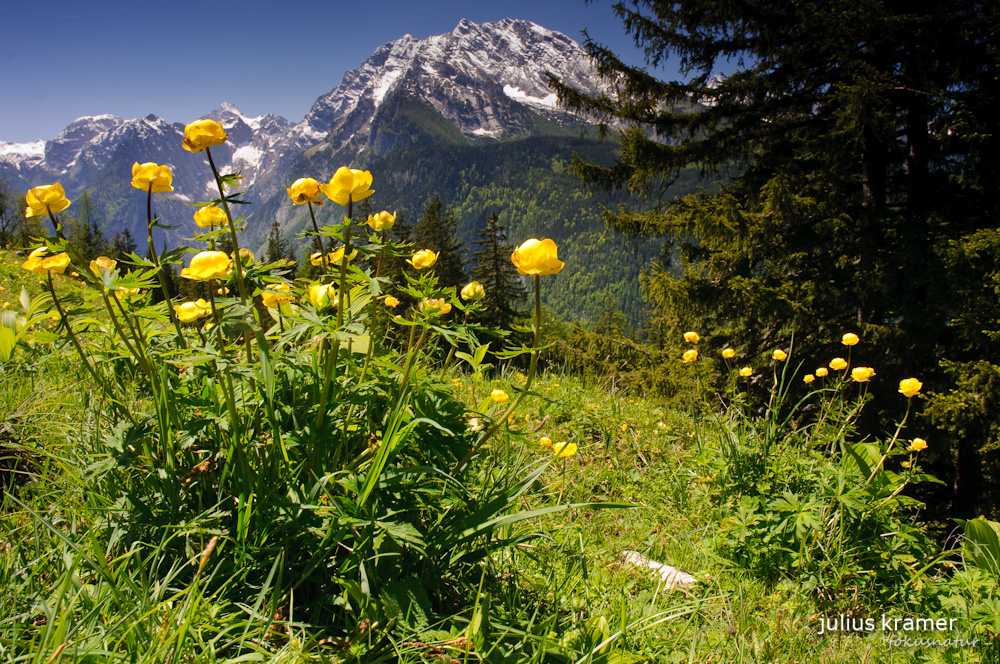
0,18 -> 682,323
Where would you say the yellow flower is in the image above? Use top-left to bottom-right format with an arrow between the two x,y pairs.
721,347 -> 735,359
193,205 -> 228,228
815,367 -> 829,377
803,374 -> 815,384
179,251 -> 232,281
490,389 -> 509,403
419,297 -> 452,316
367,210 -> 395,231
25,183 -> 71,218
842,333 -> 860,346
114,287 -> 141,302
511,238 -> 565,276
173,299 -> 211,323
236,248 -> 254,265
901,461 -> 911,469
407,249 -> 439,270
460,281 -> 486,302
851,366 -> 876,382
182,119 -> 227,152
909,438 -> 928,452
322,166 -> 374,206
773,349 -> 788,361
553,441 -> 578,458
22,246 -> 70,274
130,162 -> 173,192
286,177 -> 324,205
898,378 -> 923,398
682,349 -> 698,362
539,436 -> 553,448
384,295 -> 400,308
330,245 -> 358,266
89,256 -> 117,277
260,283 -> 293,308
740,367 -> 752,377
683,331 -> 700,343
829,357 -> 848,371
308,283 -> 337,310
310,247 -> 358,267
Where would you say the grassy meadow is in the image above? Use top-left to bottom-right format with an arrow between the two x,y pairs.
2,149 -> 1000,664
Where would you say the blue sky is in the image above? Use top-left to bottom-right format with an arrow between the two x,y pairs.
0,0 -> 679,144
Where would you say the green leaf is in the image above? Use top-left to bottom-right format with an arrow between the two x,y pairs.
0,324 -> 14,361
960,516 -> 1000,576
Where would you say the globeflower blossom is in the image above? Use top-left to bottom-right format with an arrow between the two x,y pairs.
322,166 -> 374,206
286,177 -> 324,205
511,238 -> 564,276
898,378 -> 923,398
22,246 -> 70,274
180,251 -> 232,281
182,119 -> 227,152
25,183 -> 71,218
407,249 -> 438,270
130,162 -> 173,192
193,205 -> 227,228
461,281 -> 486,302
851,367 -> 876,382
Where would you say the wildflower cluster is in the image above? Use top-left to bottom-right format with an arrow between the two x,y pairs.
12,118 -> 577,639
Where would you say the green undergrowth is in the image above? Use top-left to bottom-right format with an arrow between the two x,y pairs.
2,239 -> 999,661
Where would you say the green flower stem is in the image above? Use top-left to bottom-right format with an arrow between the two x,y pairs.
99,289 -> 154,383
207,285 -> 243,445
865,400 -> 912,486
307,202 -> 328,270
47,273 -> 100,384
357,245 -> 387,386
452,276 -> 541,476
46,209 -> 65,241
204,147 -> 249,308
145,185 -> 187,348
335,198 -> 353,328
439,312 -> 470,381
314,333 -> 339,433
204,149 -> 262,377
46,273 -> 133,424
314,197 -> 355,433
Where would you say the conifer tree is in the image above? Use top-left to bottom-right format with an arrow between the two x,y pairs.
265,220 -> 289,265
412,197 -> 467,289
471,212 -> 527,332
110,229 -> 137,262
68,191 -> 108,261
550,0 -> 1000,518
0,180 -> 23,248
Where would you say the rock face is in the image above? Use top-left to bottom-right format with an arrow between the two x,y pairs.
302,18 -> 601,157
0,18 -> 604,241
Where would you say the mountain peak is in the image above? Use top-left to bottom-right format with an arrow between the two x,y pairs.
295,17 -> 602,158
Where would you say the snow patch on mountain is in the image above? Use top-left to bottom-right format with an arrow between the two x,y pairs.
0,140 -> 46,168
